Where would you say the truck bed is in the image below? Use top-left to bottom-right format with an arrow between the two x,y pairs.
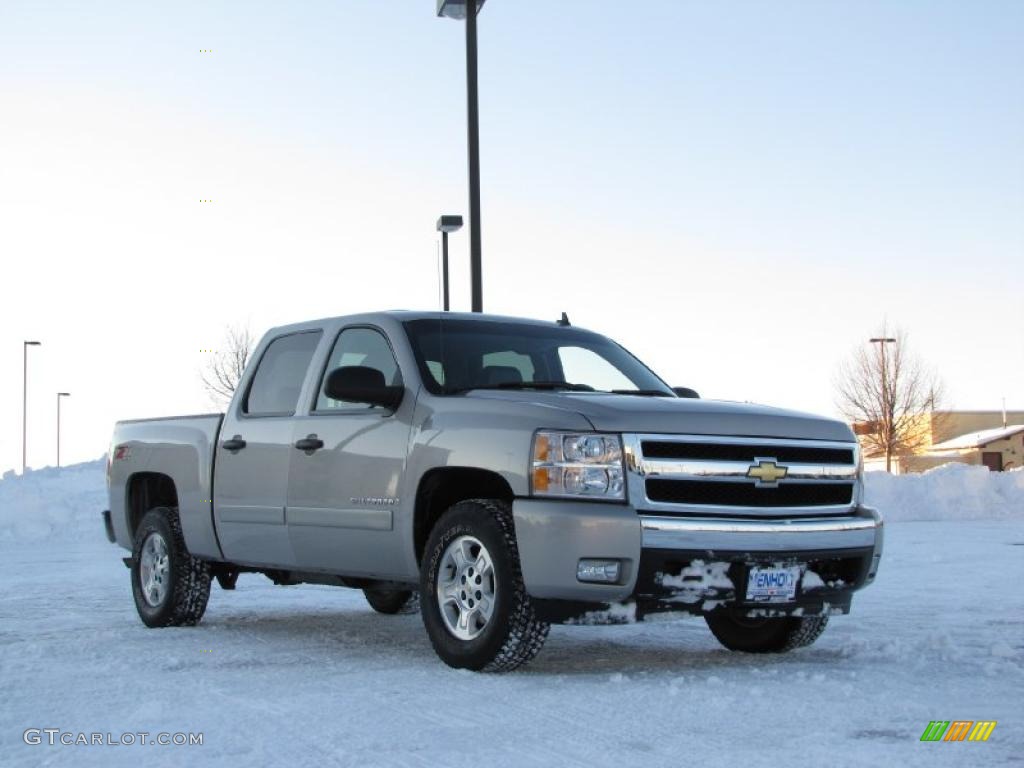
108,413 -> 224,559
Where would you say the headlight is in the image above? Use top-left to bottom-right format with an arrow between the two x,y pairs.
531,431 -> 625,500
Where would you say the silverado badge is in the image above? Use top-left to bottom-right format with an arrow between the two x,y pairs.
350,496 -> 400,507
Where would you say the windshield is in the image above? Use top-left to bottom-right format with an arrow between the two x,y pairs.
402,318 -> 674,396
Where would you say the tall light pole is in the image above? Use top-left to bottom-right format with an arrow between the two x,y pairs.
869,336 -> 897,472
22,340 -> 41,473
437,0 -> 487,312
57,392 -> 71,468
436,214 -> 464,311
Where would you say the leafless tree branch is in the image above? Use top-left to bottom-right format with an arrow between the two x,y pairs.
834,323 -> 944,472
200,323 -> 254,408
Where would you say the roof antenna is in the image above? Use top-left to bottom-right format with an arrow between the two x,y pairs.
557,312 -> 570,327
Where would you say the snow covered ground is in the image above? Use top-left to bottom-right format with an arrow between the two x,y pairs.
1,461 -> 1021,766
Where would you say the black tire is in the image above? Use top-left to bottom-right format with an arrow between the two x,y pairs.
420,499 -> 549,672
704,613 -> 829,653
363,586 -> 419,615
131,507 -> 212,628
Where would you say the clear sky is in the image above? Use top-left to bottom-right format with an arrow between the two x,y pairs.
1,0 -> 1022,473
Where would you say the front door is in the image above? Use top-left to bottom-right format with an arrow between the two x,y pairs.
286,326 -> 413,577
213,329 -> 322,567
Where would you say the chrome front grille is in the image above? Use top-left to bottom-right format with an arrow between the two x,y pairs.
623,434 -> 859,518
639,440 -> 854,465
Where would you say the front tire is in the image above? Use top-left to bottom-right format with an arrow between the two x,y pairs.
131,507 -> 212,628
420,499 -> 549,672
704,613 -> 829,653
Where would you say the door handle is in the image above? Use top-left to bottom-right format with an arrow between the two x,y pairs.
222,435 -> 247,452
294,434 -> 325,453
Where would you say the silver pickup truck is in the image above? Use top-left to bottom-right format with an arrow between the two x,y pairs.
104,311 -> 882,671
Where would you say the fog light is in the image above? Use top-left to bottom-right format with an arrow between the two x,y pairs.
577,559 -> 621,584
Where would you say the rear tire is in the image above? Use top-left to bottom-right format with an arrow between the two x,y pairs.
131,507 -> 212,628
420,499 -> 549,672
363,586 -> 419,615
705,613 -> 828,653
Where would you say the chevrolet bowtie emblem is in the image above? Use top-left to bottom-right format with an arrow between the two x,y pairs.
747,459 -> 788,485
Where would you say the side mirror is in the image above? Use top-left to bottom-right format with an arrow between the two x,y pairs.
672,386 -> 700,399
325,366 -> 404,410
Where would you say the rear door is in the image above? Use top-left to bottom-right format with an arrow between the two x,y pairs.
286,325 -> 414,577
213,329 -> 322,567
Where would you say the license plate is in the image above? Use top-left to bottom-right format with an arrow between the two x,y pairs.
746,565 -> 801,603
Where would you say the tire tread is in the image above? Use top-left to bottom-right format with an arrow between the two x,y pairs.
133,507 -> 211,627
781,615 -> 829,651
705,613 -> 829,653
421,498 -> 549,672
364,588 -> 419,615
473,499 -> 550,673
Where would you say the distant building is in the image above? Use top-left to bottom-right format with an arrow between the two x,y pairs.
856,410 -> 1024,474
921,424 -> 1024,472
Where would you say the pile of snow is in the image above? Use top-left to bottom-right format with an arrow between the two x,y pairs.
0,458 -> 107,542
0,458 -> 1021,544
865,462 -> 1024,522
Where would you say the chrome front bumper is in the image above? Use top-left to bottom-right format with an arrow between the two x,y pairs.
640,506 -> 883,552
514,499 -> 883,603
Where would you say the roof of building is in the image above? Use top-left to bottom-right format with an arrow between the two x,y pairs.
928,424 -> 1024,452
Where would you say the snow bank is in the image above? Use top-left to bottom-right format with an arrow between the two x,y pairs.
865,462 -> 1024,522
0,458 -> 1020,543
0,458 -> 107,542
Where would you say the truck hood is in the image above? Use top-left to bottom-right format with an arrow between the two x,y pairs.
466,391 -> 855,442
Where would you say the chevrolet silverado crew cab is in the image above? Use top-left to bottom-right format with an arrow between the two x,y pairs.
104,311 -> 883,671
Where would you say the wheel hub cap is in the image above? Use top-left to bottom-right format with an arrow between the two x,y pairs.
437,535 -> 496,641
139,532 -> 170,607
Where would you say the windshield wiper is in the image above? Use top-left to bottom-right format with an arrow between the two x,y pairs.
495,380 -> 595,392
609,389 -> 674,397
450,380 -> 596,393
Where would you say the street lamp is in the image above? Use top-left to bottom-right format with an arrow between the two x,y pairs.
436,0 -> 487,313
436,214 -> 464,311
57,392 -> 71,468
869,337 -> 897,472
22,340 -> 41,473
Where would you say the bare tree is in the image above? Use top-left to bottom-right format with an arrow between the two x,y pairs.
835,325 -> 944,472
200,323 -> 254,407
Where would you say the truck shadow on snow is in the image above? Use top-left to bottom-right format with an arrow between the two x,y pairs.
191,605 -> 846,676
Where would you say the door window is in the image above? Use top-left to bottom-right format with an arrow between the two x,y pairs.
243,331 -> 322,416
316,327 -> 401,411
